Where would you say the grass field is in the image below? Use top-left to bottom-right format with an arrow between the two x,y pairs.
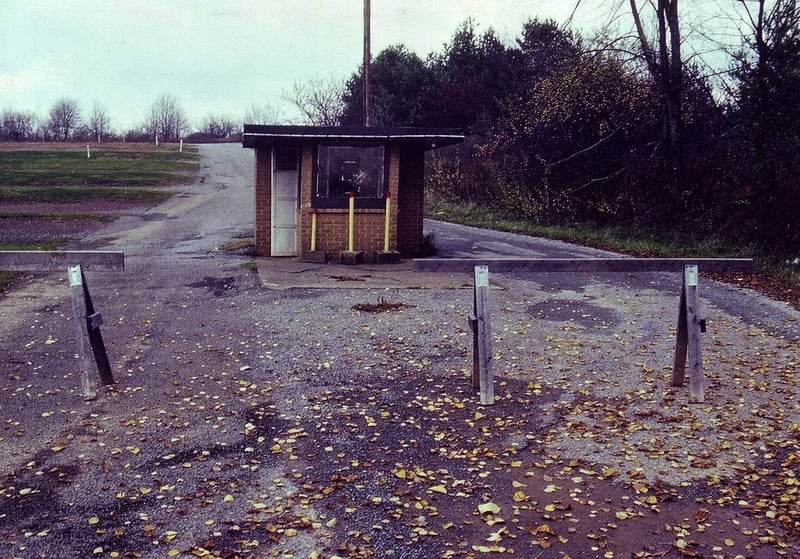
0,142 -> 197,187
0,142 -> 198,290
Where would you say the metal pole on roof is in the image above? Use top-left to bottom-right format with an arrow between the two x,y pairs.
363,0 -> 371,127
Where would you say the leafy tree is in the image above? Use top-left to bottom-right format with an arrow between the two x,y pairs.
728,0 -> 800,254
514,18 -> 583,87
48,97 -> 81,140
340,45 -> 434,126
480,48 -> 657,222
425,20 -> 518,130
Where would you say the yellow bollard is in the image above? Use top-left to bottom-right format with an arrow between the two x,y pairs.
383,191 -> 391,252
310,209 -> 318,251
348,191 -> 355,252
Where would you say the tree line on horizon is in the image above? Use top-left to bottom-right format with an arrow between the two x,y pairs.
0,93 -> 242,144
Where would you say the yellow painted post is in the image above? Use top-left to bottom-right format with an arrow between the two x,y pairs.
348,191 -> 355,252
310,209 -> 318,251
383,191 -> 391,252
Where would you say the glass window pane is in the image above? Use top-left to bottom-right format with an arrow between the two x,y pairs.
317,145 -> 384,198
274,147 -> 298,171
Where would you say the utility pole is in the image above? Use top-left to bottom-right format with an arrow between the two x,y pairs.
363,0 -> 371,126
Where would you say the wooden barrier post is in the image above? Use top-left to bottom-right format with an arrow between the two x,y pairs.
1,251 -> 123,400
414,257 -> 751,405
471,266 -> 493,405
68,266 -> 98,401
672,265 -> 705,402
78,266 -> 115,386
672,279 -> 689,385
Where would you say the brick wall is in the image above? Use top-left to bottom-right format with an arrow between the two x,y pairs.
254,141 -> 425,261
397,145 -> 425,255
299,145 -> 401,262
253,147 -> 271,256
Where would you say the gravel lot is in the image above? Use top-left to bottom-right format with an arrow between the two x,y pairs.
1,144 -> 798,559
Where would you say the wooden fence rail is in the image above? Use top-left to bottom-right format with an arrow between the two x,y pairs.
414,257 -> 754,406
0,250 -> 125,272
414,257 -> 753,274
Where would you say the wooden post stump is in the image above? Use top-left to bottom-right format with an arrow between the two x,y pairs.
672,265 -> 705,402
472,266 -> 493,405
68,266 -> 98,401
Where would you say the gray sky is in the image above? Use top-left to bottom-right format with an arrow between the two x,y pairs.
1,0 -> 607,132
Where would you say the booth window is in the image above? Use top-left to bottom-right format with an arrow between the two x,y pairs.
314,145 -> 385,208
274,146 -> 298,171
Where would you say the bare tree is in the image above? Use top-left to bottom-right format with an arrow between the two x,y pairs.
145,94 -> 189,141
48,97 -> 81,141
629,0 -> 685,203
283,75 -> 346,125
88,102 -> 112,142
198,114 -> 238,138
1,110 -> 37,141
243,102 -> 283,125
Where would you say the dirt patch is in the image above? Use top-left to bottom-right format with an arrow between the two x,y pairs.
0,202 -> 157,246
0,214 -> 114,244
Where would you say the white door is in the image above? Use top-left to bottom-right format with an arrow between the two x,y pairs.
271,147 -> 299,256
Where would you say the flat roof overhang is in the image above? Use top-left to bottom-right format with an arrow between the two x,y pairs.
242,124 -> 466,150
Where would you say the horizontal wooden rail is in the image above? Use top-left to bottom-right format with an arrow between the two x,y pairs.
414,258 -> 753,274
0,251 -> 125,272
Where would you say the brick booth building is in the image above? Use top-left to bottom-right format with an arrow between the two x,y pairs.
242,125 -> 464,262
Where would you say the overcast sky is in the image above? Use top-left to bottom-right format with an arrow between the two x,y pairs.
2,0 -> 750,133
1,0 -> 616,132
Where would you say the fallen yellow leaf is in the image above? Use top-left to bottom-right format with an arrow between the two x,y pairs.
478,502 -> 501,515
512,490 -> 529,502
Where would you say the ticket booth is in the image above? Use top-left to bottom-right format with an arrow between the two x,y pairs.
242,125 -> 465,262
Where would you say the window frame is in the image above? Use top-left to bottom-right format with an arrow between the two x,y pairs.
312,142 -> 388,209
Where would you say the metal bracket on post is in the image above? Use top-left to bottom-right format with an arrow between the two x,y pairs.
671,265 -> 704,403
473,266 -> 493,405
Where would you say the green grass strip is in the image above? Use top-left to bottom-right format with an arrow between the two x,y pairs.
0,149 -> 198,187
0,186 -> 172,205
